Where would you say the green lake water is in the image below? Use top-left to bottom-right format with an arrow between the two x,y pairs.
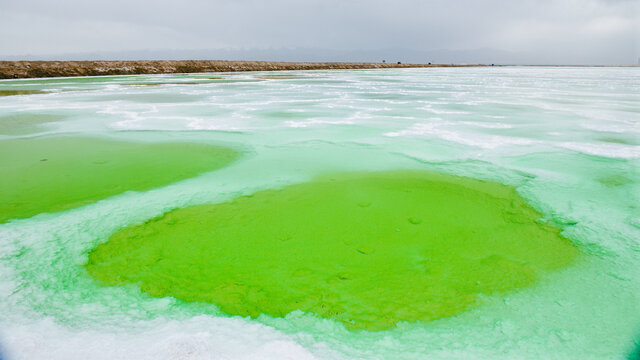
0,67 -> 638,359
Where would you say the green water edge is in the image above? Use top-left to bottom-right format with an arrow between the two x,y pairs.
86,170 -> 580,331
0,136 -> 240,223
0,113 -> 66,135
0,90 -> 47,96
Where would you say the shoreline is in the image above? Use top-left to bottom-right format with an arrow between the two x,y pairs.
0,60 -> 484,79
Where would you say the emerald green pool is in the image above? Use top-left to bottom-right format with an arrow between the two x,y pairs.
0,137 -> 239,223
87,170 -> 578,330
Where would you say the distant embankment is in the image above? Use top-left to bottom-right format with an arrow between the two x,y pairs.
0,60 -> 478,79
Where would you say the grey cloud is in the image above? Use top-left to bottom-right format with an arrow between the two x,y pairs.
0,0 -> 637,64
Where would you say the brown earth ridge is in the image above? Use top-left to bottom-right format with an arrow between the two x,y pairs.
0,60 -> 483,79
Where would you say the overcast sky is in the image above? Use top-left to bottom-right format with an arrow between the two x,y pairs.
0,0 -> 638,64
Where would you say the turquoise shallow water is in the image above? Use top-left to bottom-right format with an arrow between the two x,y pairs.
0,67 -> 639,359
